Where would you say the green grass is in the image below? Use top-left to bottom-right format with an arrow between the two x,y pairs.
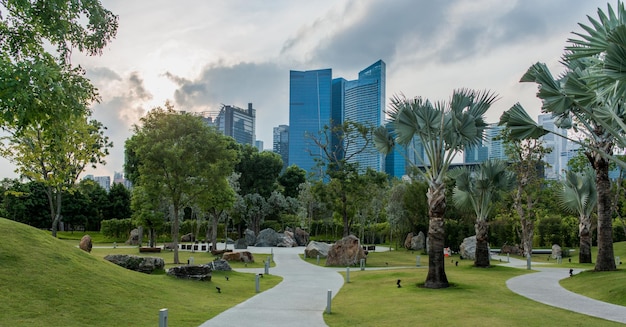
324,265 -> 622,327
0,218 -> 281,327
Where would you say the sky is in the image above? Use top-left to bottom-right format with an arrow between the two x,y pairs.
0,0 -> 609,179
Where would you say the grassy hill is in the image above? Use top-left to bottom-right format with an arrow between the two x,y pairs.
0,218 -> 280,327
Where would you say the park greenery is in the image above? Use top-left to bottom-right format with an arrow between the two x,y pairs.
5,0 -> 626,325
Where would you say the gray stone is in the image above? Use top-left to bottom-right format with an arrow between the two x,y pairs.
326,235 -> 367,266
255,228 -> 280,247
79,235 -> 92,253
223,251 -> 254,263
552,244 -> 562,259
404,232 -> 414,249
210,258 -> 232,271
104,254 -> 164,274
304,241 -> 330,258
501,244 -> 522,256
244,229 -> 256,246
181,233 -> 195,242
404,231 -> 425,251
294,227 -> 310,246
167,265 -> 212,281
460,236 -> 477,260
277,231 -> 297,247
126,228 -> 140,245
234,238 -> 248,249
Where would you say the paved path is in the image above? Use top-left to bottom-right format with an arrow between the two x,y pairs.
198,246 -> 344,327
495,255 -> 626,324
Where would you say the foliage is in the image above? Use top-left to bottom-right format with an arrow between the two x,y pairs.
278,164 -> 306,198
100,218 -> 134,239
0,179 -> 48,228
235,144 -> 282,198
106,182 -> 131,220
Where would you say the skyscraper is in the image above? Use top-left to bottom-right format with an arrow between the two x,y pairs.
288,68 -> 332,178
273,124 -> 289,171
199,103 -> 256,146
538,114 -> 568,179
288,60 -> 386,178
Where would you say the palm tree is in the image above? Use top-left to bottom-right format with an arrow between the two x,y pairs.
374,88 -> 497,288
557,169 -> 597,264
499,2 -> 626,271
450,159 -> 513,267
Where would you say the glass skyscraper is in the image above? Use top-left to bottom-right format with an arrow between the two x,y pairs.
273,124 -> 289,171
288,68 -> 332,178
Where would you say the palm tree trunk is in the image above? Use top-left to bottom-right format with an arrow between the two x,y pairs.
424,182 -> 449,289
579,212 -> 592,263
593,155 -> 616,271
474,219 -> 490,267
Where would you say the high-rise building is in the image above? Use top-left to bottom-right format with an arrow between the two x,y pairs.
538,114 -> 568,179
288,68 -> 333,178
464,124 -> 506,164
113,171 -> 133,189
199,103 -> 256,146
273,124 -> 289,171
341,60 -> 386,172
288,60 -> 386,178
255,140 -> 264,151
83,174 -> 111,192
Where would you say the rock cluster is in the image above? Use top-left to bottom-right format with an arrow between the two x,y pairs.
126,228 -> 140,245
167,265 -> 212,281
304,241 -> 331,258
222,251 -> 255,263
210,258 -> 232,271
460,236 -> 477,260
104,254 -> 164,274
404,231 -> 425,251
326,235 -> 367,266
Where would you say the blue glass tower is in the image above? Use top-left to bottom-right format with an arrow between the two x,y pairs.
288,69 -> 332,178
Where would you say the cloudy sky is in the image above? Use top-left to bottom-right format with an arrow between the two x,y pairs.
0,0 -> 609,179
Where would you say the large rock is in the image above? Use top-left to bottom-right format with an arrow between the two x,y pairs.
404,231 -> 425,251
294,227 -> 310,246
460,236 -> 477,260
244,229 -> 256,246
234,238 -> 248,249
209,259 -> 232,271
104,254 -> 164,274
126,228 -> 140,245
501,244 -> 522,256
79,235 -> 92,253
277,230 -> 297,247
167,265 -> 212,281
222,251 -> 255,263
255,228 -> 280,247
552,244 -> 562,259
304,241 -> 330,258
326,235 -> 367,266
181,233 -> 195,242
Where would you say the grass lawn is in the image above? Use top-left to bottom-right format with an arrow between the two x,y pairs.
0,219 -> 281,327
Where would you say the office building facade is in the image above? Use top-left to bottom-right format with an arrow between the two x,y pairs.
273,124 -> 289,171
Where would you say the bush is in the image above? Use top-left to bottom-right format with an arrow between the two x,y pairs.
101,218 -> 134,239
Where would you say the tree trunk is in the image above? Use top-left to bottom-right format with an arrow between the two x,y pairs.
51,191 -> 63,238
210,211 -> 219,250
474,219 -> 490,267
593,155 -> 616,271
424,182 -> 449,289
172,206 -> 180,264
579,212 -> 592,263
342,191 -> 350,237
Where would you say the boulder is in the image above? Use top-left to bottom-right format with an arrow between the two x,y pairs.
244,229 -> 256,246
181,233 -> 195,242
222,251 -> 254,263
277,231 -> 297,247
326,235 -> 367,266
294,227 -> 310,246
552,244 -> 562,259
210,258 -> 232,271
404,232 -> 415,249
234,238 -> 248,249
304,241 -> 331,258
255,228 -> 280,247
104,254 -> 164,274
167,265 -> 212,281
125,228 -> 140,245
460,236 -> 477,260
79,235 -> 92,253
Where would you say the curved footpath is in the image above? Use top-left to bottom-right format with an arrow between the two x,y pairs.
199,248 -> 626,326
495,255 -> 626,324
199,246 -> 344,327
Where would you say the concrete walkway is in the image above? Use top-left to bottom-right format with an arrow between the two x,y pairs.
198,246 -> 344,327
495,255 -> 626,324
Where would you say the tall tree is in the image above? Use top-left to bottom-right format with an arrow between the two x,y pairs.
107,182 -> 132,220
278,164 -> 307,198
499,2 -> 626,271
450,159 -> 513,267
0,0 -> 118,130
1,115 -> 111,236
127,104 -> 237,263
235,145 -> 282,198
557,169 -> 597,263
374,89 -> 497,289
309,120 -> 373,237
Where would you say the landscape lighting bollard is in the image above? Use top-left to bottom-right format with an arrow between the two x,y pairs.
264,260 -> 269,275
507,253 -> 510,263
255,274 -> 260,293
317,255 -> 320,265
360,258 -> 365,271
416,255 -> 421,267
346,267 -> 350,283
526,253 -> 532,270
326,289 -> 332,314
159,308 -> 168,327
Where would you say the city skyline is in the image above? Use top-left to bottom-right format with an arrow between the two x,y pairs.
0,1 -> 604,179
